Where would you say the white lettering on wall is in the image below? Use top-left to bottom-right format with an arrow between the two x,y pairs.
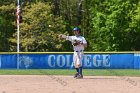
48,55 -> 55,67
66,55 -> 71,67
83,55 -> 92,67
103,55 -> 110,67
57,55 -> 65,67
48,55 -> 72,68
47,54 -> 110,68
93,55 -> 102,67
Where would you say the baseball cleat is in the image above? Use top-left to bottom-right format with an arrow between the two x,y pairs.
75,74 -> 83,79
74,73 -> 79,78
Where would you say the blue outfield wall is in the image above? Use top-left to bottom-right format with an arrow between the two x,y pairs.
0,52 -> 140,69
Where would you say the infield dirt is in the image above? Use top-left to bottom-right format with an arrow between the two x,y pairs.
0,75 -> 139,93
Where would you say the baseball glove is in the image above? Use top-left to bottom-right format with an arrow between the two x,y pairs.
73,40 -> 81,46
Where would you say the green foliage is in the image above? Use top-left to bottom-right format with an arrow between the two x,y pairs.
0,0 -> 16,6
0,4 -> 16,51
0,0 -> 140,52
9,2 -> 66,52
90,0 -> 140,51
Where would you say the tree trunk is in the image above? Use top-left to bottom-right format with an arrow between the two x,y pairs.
77,0 -> 82,25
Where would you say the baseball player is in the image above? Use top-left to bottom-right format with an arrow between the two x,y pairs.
59,27 -> 87,79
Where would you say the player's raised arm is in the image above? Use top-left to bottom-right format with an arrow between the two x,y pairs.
58,34 -> 73,42
58,34 -> 67,40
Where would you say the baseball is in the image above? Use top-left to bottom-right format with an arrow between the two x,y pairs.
49,25 -> 52,27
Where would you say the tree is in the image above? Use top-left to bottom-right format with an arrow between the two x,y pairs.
9,2 -> 66,52
129,1 -> 140,50
90,0 -> 140,51
0,3 -> 16,51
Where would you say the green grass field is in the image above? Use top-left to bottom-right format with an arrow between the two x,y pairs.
0,69 -> 140,76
